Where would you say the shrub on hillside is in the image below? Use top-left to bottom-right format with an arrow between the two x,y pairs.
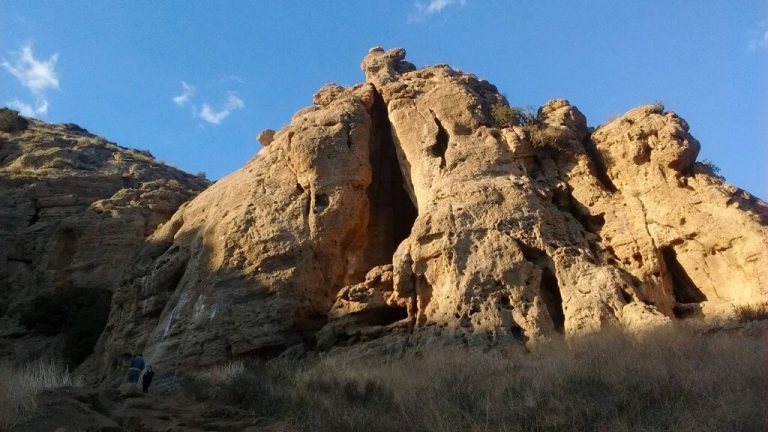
19,287 -> 112,366
700,158 -> 721,175
0,108 -> 29,133
490,101 -> 535,128
491,101 -> 571,151
524,122 -> 572,151
60,123 -> 89,134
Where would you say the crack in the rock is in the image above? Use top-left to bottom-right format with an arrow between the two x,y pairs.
363,86 -> 418,266
582,134 -> 618,193
516,241 -> 565,333
428,110 -> 448,169
28,198 -> 41,226
345,124 -> 353,149
634,195 -> 659,253
7,257 -> 32,265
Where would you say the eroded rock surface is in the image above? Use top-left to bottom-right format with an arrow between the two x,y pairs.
0,111 -> 208,365
92,84 -> 393,377
94,48 -> 767,373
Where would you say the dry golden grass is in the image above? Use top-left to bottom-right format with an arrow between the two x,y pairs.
181,324 -> 768,432
0,358 -> 74,430
733,302 -> 768,322
201,359 -> 246,385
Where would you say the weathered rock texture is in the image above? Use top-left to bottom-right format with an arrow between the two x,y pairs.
0,111 -> 208,364
94,48 -> 767,374
92,83 -> 392,376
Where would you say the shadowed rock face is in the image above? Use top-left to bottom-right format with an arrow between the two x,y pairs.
0,112 -> 208,365
93,48 -> 768,375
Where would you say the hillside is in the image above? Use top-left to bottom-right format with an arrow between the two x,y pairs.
2,46 -> 768,432
0,109 -> 208,368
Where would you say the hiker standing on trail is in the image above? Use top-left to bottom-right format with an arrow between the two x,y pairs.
142,366 -> 155,393
127,353 -> 145,384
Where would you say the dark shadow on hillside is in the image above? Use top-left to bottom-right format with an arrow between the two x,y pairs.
17,286 -> 112,368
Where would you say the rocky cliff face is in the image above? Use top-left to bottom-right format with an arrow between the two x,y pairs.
92,48 -> 767,375
0,110 -> 208,365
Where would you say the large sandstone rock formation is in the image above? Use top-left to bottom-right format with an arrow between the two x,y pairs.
0,110 -> 208,364
93,48 -> 767,375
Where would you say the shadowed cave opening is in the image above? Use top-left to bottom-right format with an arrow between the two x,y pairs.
18,286 -> 112,367
662,246 -> 707,318
328,88 -> 417,331
518,243 -> 566,334
428,110 -> 448,168
540,267 -> 565,333
356,306 -> 410,326
363,89 -> 418,267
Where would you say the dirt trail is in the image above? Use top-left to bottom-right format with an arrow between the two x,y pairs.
12,385 -> 266,432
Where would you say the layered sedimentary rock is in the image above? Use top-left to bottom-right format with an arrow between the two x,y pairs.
0,111 -> 208,364
94,48 -> 768,373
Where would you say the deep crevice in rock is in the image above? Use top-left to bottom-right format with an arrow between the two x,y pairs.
582,134 -> 618,193
540,267 -> 565,333
354,306 -> 409,326
345,125 -> 353,149
517,242 -> 565,333
510,325 -> 529,344
361,88 -> 418,270
7,257 -> 32,265
552,186 -> 605,235
662,246 -> 706,318
28,199 -> 40,226
313,193 -> 329,213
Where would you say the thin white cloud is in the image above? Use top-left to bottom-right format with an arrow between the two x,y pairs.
197,95 -> 245,125
173,81 -> 195,106
2,45 -> 59,118
6,97 -> 48,117
410,0 -> 466,21
172,79 -> 245,125
6,99 -> 35,117
747,21 -> 768,53
2,45 -> 59,94
426,0 -> 458,13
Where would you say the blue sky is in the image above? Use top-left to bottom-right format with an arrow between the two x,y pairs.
2,1 -> 766,198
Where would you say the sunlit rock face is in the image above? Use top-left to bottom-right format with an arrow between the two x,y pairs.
92,85 -> 382,376
0,111 -> 208,366
93,48 -> 768,375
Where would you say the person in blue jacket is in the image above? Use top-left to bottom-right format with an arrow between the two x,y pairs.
127,353 -> 145,383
